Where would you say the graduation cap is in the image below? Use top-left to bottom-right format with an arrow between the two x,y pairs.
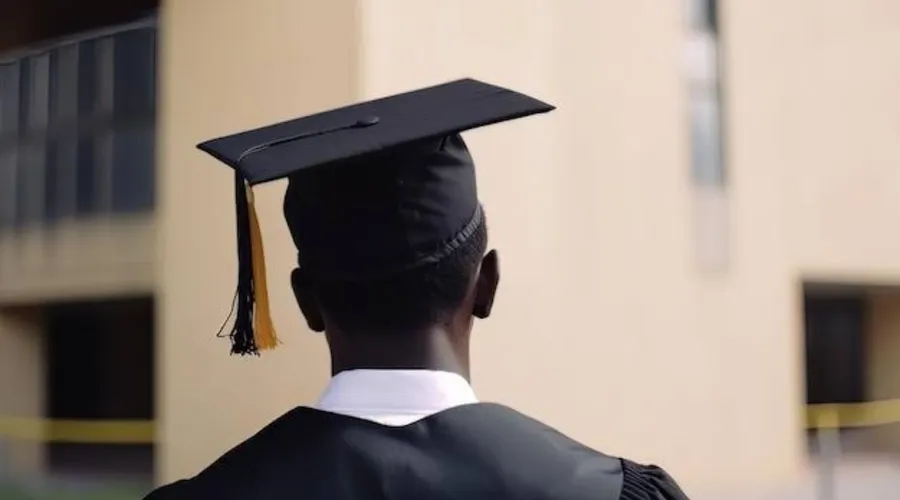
197,78 -> 555,356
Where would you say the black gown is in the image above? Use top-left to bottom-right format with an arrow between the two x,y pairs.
144,403 -> 690,499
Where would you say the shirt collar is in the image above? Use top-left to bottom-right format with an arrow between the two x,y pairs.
315,369 -> 478,416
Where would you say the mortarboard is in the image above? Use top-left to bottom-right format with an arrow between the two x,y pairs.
197,78 -> 555,356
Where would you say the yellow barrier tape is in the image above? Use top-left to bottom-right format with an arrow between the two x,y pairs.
0,399 -> 899,444
806,399 -> 900,429
0,418 -> 154,444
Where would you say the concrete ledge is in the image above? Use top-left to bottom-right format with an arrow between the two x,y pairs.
0,214 -> 156,304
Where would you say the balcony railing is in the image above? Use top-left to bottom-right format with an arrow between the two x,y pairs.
0,17 -> 157,233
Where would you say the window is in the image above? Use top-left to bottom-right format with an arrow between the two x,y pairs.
686,0 -> 728,272
0,17 -> 157,233
687,0 -> 718,33
686,0 -> 724,187
0,63 -> 21,231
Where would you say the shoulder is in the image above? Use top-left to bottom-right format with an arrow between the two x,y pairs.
438,403 -> 620,460
618,459 -> 691,500
142,479 -> 192,500
142,407 -> 323,497
454,404 -> 691,499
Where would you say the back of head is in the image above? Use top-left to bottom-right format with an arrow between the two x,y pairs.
282,133 -> 489,338
314,216 -> 488,336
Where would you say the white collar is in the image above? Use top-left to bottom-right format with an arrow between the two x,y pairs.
314,369 -> 478,425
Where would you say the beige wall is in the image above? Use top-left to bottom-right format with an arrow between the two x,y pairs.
867,291 -> 900,451
0,308 -> 44,475
748,0 -> 900,284
157,0 -> 900,493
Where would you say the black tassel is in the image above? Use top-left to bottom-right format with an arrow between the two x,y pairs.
218,118 -> 380,355
230,171 -> 258,356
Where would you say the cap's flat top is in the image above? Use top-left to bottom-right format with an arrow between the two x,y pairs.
197,78 -> 555,185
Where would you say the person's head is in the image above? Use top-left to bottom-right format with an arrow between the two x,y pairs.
195,79 -> 553,362
289,216 -> 499,376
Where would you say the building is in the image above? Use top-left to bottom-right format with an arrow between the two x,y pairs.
1,0 -> 900,495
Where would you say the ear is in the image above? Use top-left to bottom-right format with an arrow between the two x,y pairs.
290,268 -> 325,332
473,250 -> 500,319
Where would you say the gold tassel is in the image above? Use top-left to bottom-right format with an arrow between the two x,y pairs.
246,185 -> 280,350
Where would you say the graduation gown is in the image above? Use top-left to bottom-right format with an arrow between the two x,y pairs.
144,403 -> 689,499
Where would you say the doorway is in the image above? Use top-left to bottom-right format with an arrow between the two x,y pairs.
804,291 -> 867,406
44,295 -> 154,485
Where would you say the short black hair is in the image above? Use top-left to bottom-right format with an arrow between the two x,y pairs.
315,219 -> 488,335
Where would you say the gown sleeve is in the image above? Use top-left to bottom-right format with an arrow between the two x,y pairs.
619,459 -> 692,500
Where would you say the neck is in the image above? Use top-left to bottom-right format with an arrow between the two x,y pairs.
328,326 -> 470,380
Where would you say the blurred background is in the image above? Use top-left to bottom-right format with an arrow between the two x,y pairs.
1,0 -> 900,498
